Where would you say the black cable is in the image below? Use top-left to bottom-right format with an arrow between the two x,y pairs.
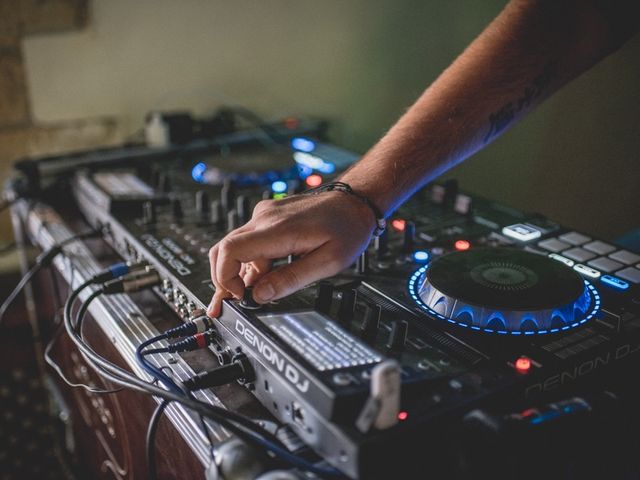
0,230 -> 99,326
63,285 -> 344,478
146,400 -> 170,480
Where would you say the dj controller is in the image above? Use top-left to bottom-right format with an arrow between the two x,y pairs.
67,137 -> 640,479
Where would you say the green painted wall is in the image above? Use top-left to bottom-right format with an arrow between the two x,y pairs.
22,0 -> 640,240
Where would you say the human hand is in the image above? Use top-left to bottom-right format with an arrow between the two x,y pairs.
207,191 -> 375,317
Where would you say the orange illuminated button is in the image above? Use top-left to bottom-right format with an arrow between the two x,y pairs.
305,174 -> 323,187
454,239 -> 471,251
515,356 -> 532,374
391,219 -> 406,231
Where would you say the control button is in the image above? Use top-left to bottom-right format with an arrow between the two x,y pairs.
583,240 -> 615,255
616,267 -> 640,284
391,219 -> 406,231
587,257 -> 623,273
538,238 -> 570,253
454,239 -> 471,251
374,230 -> 389,259
515,356 -> 532,374
609,250 -> 640,266
305,174 -> 323,188
356,250 -> 370,274
236,195 -> 251,224
195,190 -> 210,215
600,275 -> 630,291
360,305 -> 381,340
417,359 -> 432,371
454,194 -> 472,215
332,372 -> 353,387
171,198 -> 183,220
548,253 -> 574,267
211,199 -> 224,227
337,289 -> 357,324
573,263 -> 601,279
386,320 -> 408,351
558,231 -> 591,246
271,180 -> 287,194
412,250 -> 429,263
402,222 -> 416,252
430,184 -> 445,204
220,179 -> 235,212
501,223 -> 542,242
142,201 -> 156,225
227,209 -> 239,232
314,281 -> 333,314
239,286 -> 261,310
562,247 -> 596,263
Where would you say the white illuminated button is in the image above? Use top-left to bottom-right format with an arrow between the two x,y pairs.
502,223 -> 542,242
454,194 -> 472,215
549,253 -> 575,267
573,264 -> 601,279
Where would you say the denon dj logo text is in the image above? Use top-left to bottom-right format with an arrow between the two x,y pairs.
526,342 -> 640,397
140,234 -> 191,276
235,320 -> 310,393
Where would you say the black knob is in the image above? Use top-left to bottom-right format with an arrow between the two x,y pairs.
375,230 -> 388,260
314,281 -> 333,314
142,201 -> 156,225
227,209 -> 239,232
196,190 -> 210,216
443,178 -> 458,208
337,289 -> 357,325
221,179 -> 235,212
240,286 -> 260,310
386,320 -> 408,351
236,195 -> 251,224
262,190 -> 272,200
158,173 -> 171,193
355,250 -> 370,275
210,199 -> 224,228
360,305 -> 381,340
171,198 -> 183,220
402,221 -> 416,252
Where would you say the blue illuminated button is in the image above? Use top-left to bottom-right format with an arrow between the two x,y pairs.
271,180 -> 288,193
291,137 -> 316,152
412,250 -> 429,263
600,275 -> 630,291
502,223 -> 542,242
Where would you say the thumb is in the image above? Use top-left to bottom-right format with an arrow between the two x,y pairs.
252,246 -> 345,303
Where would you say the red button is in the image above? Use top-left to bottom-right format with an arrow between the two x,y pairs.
515,356 -> 531,374
305,174 -> 323,187
454,239 -> 471,251
392,219 -> 406,231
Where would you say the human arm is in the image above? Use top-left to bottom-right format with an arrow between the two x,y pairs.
207,0 -> 639,317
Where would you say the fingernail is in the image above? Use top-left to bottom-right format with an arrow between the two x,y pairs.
254,282 -> 275,302
207,298 -> 217,316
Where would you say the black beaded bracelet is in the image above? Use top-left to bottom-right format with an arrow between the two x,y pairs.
302,181 -> 386,236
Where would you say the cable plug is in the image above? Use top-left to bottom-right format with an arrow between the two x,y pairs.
183,354 -> 254,391
163,316 -> 215,339
91,261 -> 149,284
166,330 -> 218,353
102,268 -> 161,294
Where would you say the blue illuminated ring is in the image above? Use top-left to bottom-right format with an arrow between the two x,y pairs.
408,265 -> 600,336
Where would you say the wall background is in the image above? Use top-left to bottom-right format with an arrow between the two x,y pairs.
3,0 -> 639,246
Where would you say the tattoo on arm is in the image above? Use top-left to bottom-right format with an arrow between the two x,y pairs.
484,62 -> 555,143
